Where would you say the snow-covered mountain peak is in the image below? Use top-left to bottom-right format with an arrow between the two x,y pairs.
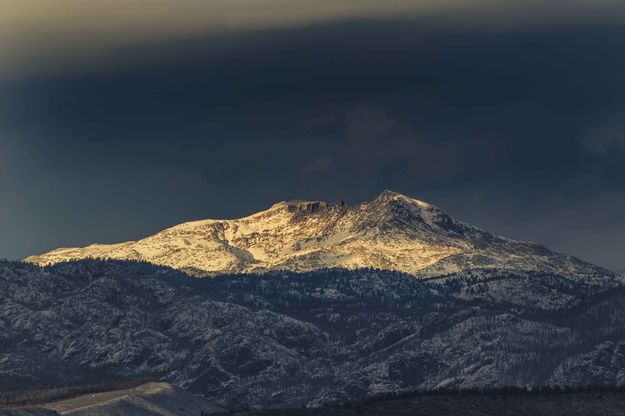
25,190 -> 608,278
358,190 -> 470,238
372,189 -> 433,208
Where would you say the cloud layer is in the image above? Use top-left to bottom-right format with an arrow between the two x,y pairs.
1,2 -> 625,270
3,0 -> 625,78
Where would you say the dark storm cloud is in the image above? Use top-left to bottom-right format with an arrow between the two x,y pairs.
2,4 -> 625,269
3,0 -> 625,80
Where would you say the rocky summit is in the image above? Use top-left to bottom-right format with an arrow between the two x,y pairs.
25,191 -> 606,278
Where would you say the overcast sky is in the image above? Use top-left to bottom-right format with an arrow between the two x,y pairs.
1,1 -> 625,270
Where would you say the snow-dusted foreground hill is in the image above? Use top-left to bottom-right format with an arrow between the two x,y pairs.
1,260 -> 623,409
1,382 -> 223,415
24,191 -> 608,278
47,382 -> 222,415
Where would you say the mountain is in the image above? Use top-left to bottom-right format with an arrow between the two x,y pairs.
8,191 -> 623,409
1,260 -> 622,409
25,190 -> 606,278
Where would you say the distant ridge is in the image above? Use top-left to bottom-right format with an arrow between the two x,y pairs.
26,190 -> 610,278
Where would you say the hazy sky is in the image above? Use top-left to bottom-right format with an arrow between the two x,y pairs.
1,1 -> 625,270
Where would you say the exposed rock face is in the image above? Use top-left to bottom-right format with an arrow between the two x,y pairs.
24,191 -> 608,278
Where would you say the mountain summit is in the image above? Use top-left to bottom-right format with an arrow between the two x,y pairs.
25,190 -> 605,277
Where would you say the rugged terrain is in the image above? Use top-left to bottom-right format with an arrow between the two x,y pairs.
7,191 -> 624,410
25,191 -> 607,278
1,259 -> 623,409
